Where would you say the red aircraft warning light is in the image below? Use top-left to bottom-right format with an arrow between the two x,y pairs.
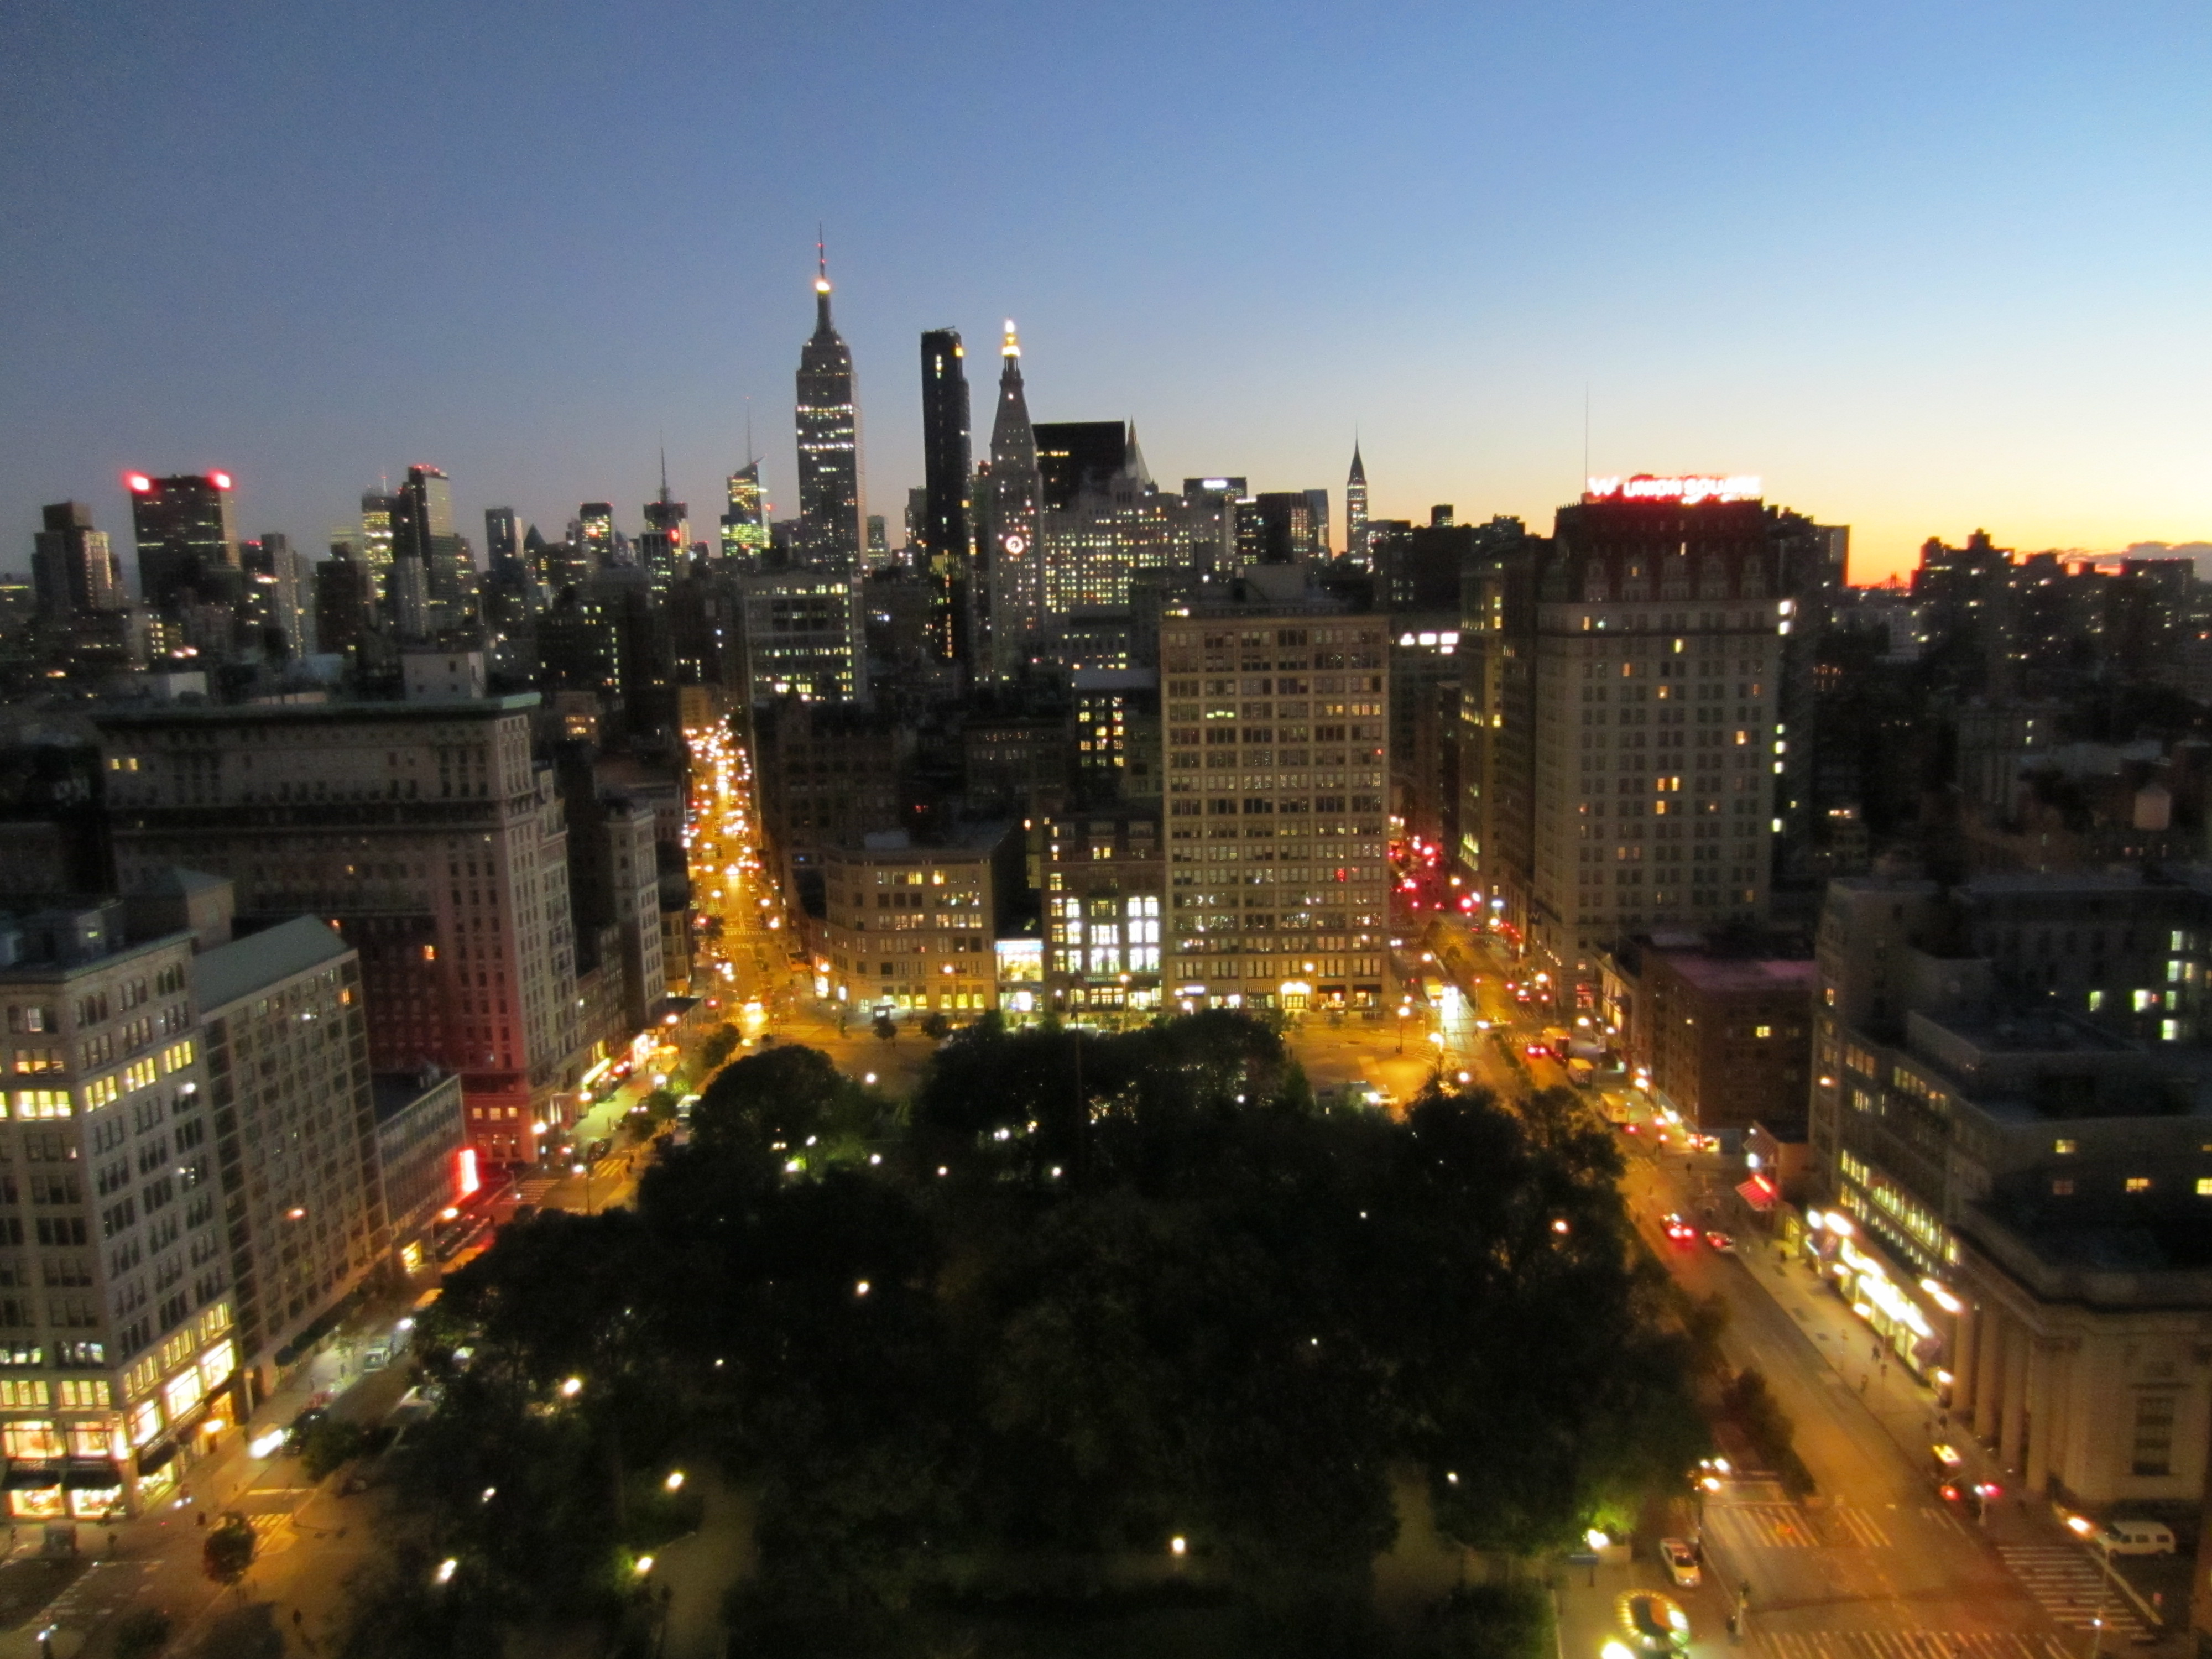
124,472 -> 153,493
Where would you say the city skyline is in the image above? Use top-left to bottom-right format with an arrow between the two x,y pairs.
5,2 -> 2210,584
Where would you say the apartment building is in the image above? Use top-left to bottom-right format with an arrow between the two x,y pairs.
95,697 -> 582,1163
1157,612 -> 1391,1011
1042,812 -> 1165,1018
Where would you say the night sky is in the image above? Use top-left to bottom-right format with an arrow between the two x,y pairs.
4,0 -> 2208,583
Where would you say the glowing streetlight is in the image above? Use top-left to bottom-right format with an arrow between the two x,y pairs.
664,1470 -> 685,1492
559,1376 -> 583,1398
435,1558 -> 458,1584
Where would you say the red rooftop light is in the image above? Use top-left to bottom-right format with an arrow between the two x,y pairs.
208,471 -> 233,490
124,472 -> 153,493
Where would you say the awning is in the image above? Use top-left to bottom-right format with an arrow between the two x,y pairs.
3,1467 -> 59,1490
1736,1175 -> 1778,1211
63,1464 -> 120,1490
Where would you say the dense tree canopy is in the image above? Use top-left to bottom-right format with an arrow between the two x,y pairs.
373,1014 -> 1703,1657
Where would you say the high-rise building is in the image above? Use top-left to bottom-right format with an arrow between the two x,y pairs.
96,700 -> 585,1158
0,902 -> 231,1519
127,472 -> 237,617
31,502 -> 124,619
980,321 -> 1043,681
1464,476 -> 1782,1008
1035,422 -> 1137,511
719,462 -> 769,563
484,508 -> 523,586
314,551 -> 378,659
390,466 -> 471,638
1345,445 -> 1369,567
919,327 -> 975,666
1158,611 -> 1392,1011
578,504 -> 616,572
795,251 -> 863,571
358,491 -> 398,600
640,465 -> 688,592
239,533 -> 307,659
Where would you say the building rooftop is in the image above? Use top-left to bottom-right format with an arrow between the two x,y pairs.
96,694 -> 539,729
193,916 -> 351,1012
372,1068 -> 459,1126
1652,951 -> 1817,996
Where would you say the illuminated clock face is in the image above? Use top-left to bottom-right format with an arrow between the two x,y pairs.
1002,533 -> 1027,557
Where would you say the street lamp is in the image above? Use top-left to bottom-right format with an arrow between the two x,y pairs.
572,1160 -> 592,1216
1396,1005 -> 1411,1054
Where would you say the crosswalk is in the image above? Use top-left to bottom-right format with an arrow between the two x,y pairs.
1756,1632 -> 2070,1659
1996,1546 -> 2149,1639
1711,1500 -> 1892,1550
513,1176 -> 559,1205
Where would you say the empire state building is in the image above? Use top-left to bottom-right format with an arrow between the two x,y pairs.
794,251 -> 863,571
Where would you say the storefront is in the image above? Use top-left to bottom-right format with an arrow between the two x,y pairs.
1800,1209 -> 1945,1378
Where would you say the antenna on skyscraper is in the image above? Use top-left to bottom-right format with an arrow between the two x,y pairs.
1582,383 -> 1591,487
817,224 -> 827,281
659,432 -> 670,501
745,400 -> 755,467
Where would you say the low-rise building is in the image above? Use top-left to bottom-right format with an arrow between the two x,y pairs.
372,1070 -> 468,1278
1605,938 -> 1814,1139
817,826 -> 1021,1016
1042,812 -> 1165,1018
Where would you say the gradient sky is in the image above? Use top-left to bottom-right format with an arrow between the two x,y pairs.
4,0 -> 2209,587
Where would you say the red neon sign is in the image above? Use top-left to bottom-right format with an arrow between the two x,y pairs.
455,1147 -> 481,1198
1583,474 -> 1760,505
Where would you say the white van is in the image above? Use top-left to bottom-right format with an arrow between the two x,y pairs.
2095,1519 -> 2175,1557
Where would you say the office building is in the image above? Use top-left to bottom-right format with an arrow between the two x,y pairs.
0,901 -> 232,1518
1599,937 -> 1814,1139
640,470 -> 687,592
753,700 -> 915,914
192,917 -> 385,1400
577,504 -> 616,573
1345,445 -> 1369,567
719,462 -> 769,563
32,503 -> 124,620
795,253 -> 864,571
919,328 -> 974,666
239,533 -> 307,659
1042,811 -> 1165,1016
738,570 -> 864,705
313,552 -> 378,660
484,508 -> 523,588
1159,612 -> 1392,1011
357,492 -> 398,601
127,472 -> 237,619
979,322 -> 1044,681
390,465 -> 472,638
95,698 -> 583,1160
816,825 -> 1021,1016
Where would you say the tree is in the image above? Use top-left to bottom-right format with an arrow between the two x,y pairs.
113,1608 -> 173,1659
698,1025 -> 742,1073
298,1416 -> 372,1481
202,1511 -> 256,1592
919,1011 -> 951,1041
872,1013 -> 896,1043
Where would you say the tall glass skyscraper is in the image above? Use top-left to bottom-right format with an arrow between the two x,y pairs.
794,251 -> 863,572
919,327 -> 973,665
720,461 -> 769,561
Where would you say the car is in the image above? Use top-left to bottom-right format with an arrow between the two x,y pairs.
1662,1214 -> 1698,1244
1658,1537 -> 1700,1588
1524,1042 -> 1550,1058
284,1406 -> 328,1453
1618,1590 -> 1692,1653
2095,1519 -> 2176,1556
1704,1232 -> 1735,1253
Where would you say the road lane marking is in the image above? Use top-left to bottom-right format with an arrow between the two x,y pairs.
1995,1546 -> 2148,1636
1756,1632 -> 2069,1659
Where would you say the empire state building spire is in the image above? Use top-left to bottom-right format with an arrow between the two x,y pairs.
794,241 -> 863,570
